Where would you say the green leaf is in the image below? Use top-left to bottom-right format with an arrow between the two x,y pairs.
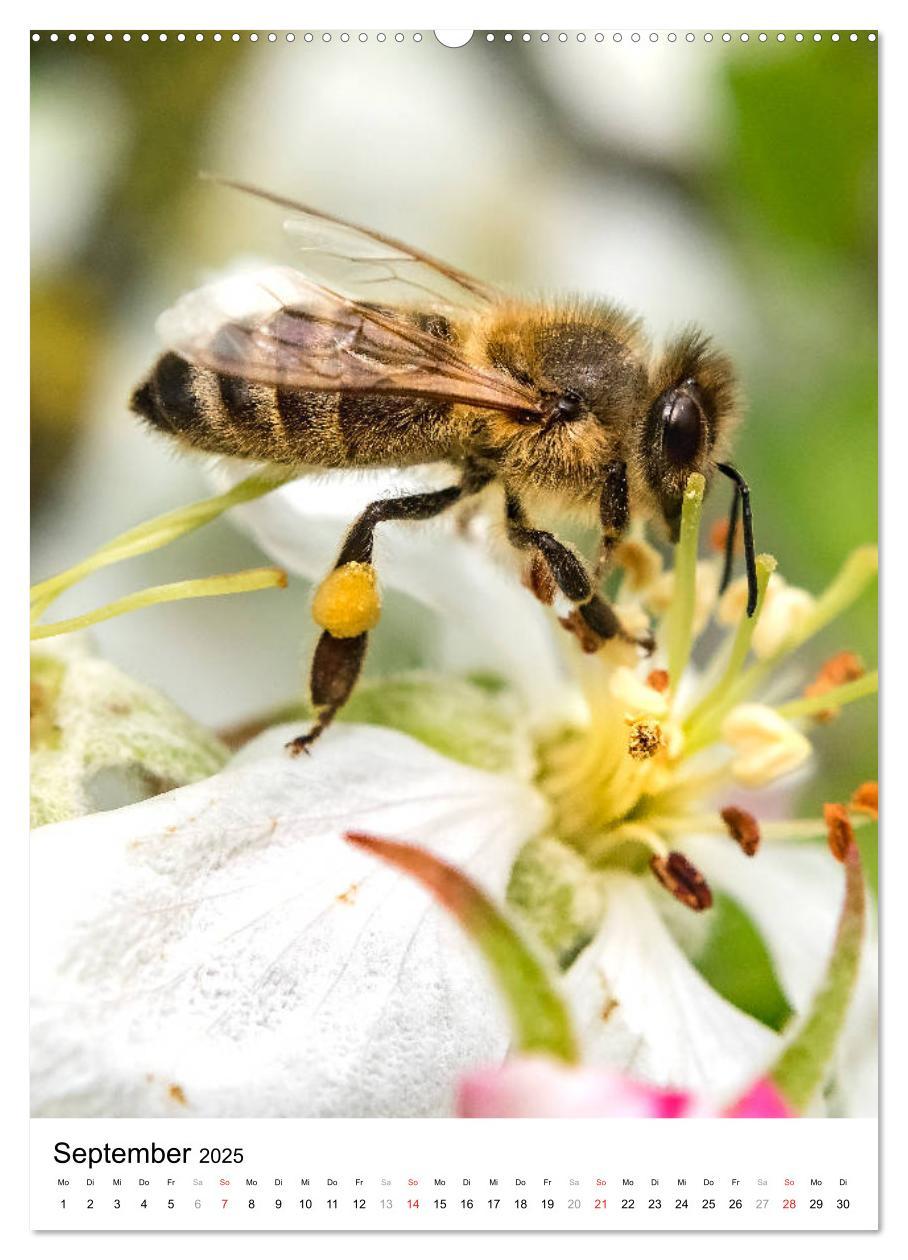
30,638 -> 228,827
769,841 -> 867,1112
347,831 -> 579,1064
689,892 -> 794,1032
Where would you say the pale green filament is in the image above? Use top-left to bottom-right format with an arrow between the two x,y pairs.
682,552 -> 776,732
684,545 -> 878,753
31,567 -> 287,641
775,670 -> 878,721
30,469 -> 296,621
665,473 -> 705,696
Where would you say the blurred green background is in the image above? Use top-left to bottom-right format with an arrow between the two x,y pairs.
31,31 -> 877,878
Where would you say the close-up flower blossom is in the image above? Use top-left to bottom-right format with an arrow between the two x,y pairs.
30,459 -> 877,1118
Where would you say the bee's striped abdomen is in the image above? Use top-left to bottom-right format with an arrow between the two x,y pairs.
131,352 -> 334,465
130,349 -> 460,468
131,352 -> 199,438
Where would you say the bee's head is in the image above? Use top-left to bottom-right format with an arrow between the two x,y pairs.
641,331 -> 740,539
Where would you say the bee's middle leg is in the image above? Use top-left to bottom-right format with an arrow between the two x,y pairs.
505,490 -> 653,654
289,471 -> 491,755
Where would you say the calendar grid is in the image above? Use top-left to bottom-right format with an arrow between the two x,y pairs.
31,1118 -> 878,1232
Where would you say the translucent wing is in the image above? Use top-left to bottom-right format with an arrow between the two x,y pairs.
157,265 -> 542,415
204,176 -> 500,314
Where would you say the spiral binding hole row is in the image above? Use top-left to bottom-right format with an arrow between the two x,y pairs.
31,31 -> 878,45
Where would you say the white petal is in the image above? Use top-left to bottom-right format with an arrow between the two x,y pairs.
32,724 -> 548,1118
213,461 -> 572,720
683,837 -> 841,1011
564,873 -> 778,1096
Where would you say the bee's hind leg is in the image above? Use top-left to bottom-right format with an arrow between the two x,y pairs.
505,490 -> 653,656
286,630 -> 369,756
288,470 -> 492,755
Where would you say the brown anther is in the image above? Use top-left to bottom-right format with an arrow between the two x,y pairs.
558,609 -> 603,654
824,802 -> 855,863
524,550 -> 557,605
720,805 -> 761,856
850,781 -> 878,821
709,517 -> 742,555
646,668 -> 670,693
627,717 -> 663,761
804,650 -> 865,721
650,851 -> 713,912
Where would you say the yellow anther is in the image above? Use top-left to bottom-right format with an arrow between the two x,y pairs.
312,562 -> 381,638
721,703 -> 812,787
627,717 -> 664,761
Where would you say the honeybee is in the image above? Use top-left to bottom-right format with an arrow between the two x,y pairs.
132,180 -> 757,751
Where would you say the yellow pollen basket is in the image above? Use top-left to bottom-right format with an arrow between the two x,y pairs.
312,562 -> 382,638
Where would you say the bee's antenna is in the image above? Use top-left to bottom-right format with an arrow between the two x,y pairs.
716,462 -> 757,617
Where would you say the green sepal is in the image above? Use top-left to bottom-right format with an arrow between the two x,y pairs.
769,841 -> 867,1112
30,638 -> 228,827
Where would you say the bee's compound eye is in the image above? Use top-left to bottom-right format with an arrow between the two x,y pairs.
663,390 -> 703,466
557,390 -> 583,420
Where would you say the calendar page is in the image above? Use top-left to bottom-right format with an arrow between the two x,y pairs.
29,18 -> 879,1238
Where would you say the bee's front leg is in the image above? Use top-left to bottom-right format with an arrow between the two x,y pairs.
288,473 -> 491,755
594,459 -> 630,583
505,490 -> 653,656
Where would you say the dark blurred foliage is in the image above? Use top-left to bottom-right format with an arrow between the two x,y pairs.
31,37 -> 245,501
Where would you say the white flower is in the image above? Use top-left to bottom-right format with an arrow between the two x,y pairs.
32,468 -> 877,1116
563,873 -> 777,1096
216,468 -> 876,1106
32,724 -> 547,1117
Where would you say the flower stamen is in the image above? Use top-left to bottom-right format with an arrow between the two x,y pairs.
627,718 -> 664,761
650,851 -> 713,912
850,781 -> 879,820
803,651 -> 866,721
646,668 -> 670,693
824,803 -> 856,863
720,805 -> 761,855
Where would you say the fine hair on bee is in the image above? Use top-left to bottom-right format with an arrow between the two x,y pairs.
131,178 -> 757,752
